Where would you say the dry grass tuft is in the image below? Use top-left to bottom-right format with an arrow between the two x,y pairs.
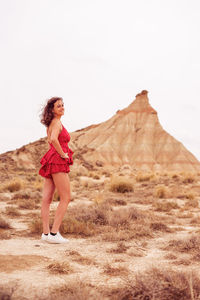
70,202 -> 111,226
17,199 -> 37,210
150,222 -> 171,232
153,200 -> 179,212
154,185 -> 168,198
115,267 -> 200,300
60,215 -> 95,236
0,217 -> 12,229
107,198 -> 127,206
2,178 -> 23,192
49,281 -> 99,300
184,199 -> 199,209
67,203 -> 164,241
101,170 -> 111,177
89,173 -> 100,179
5,206 -> 21,216
47,261 -> 73,274
67,250 -> 96,265
102,263 -> 129,277
170,172 -> 181,180
29,217 -> 42,234
107,242 -> 130,254
109,176 -> 134,193
12,191 -> 29,200
0,231 -> 11,239
34,179 -> 43,191
172,259 -> 191,266
136,173 -> 155,182
184,192 -> 196,200
165,235 -> 200,254
92,192 -> 105,205
80,178 -> 96,188
182,173 -> 196,184
102,224 -> 152,242
0,284 -> 16,300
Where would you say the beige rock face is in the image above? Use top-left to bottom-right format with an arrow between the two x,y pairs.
71,90 -> 200,172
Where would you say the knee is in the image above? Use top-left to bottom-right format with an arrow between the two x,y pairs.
42,195 -> 53,205
60,193 -> 71,203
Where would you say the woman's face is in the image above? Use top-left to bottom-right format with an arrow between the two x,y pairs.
52,99 -> 64,117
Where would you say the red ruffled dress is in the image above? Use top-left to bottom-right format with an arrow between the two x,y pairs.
39,125 -> 74,178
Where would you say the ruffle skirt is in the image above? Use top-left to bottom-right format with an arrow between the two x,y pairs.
39,147 -> 74,179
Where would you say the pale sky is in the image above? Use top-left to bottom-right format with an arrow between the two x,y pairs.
0,0 -> 200,161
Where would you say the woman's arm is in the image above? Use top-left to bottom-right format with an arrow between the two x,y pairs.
49,121 -> 69,158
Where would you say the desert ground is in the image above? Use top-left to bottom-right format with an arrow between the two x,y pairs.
1,167 -> 200,299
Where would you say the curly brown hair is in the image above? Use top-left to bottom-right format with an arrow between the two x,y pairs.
40,97 -> 63,127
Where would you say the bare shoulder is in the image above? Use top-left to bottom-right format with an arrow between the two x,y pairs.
50,119 -> 62,132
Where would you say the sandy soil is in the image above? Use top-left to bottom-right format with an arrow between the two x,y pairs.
1,174 -> 200,299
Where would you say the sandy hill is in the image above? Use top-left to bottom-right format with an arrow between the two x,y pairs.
70,90 -> 200,172
0,90 -> 200,177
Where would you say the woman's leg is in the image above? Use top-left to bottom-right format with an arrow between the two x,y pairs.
41,177 -> 55,234
51,172 -> 71,233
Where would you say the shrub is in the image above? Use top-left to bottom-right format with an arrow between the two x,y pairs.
109,176 -> 134,193
154,185 -> 168,198
60,216 -> 95,236
170,172 -> 181,180
101,170 -> 110,177
0,217 -> 12,229
29,217 -> 42,234
70,202 -> 111,226
116,267 -> 200,300
4,178 -> 23,192
47,262 -> 73,274
93,174 -> 100,179
182,173 -> 196,184
166,235 -> 200,253
185,192 -> 196,200
136,173 -> 155,182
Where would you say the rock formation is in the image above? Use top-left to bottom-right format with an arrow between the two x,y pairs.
70,90 -> 200,172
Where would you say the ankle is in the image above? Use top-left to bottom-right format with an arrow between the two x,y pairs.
50,232 -> 57,236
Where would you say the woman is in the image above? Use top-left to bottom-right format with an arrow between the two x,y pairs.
39,97 -> 74,244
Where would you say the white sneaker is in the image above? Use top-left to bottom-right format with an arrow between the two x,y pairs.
47,232 -> 69,244
41,233 -> 49,242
